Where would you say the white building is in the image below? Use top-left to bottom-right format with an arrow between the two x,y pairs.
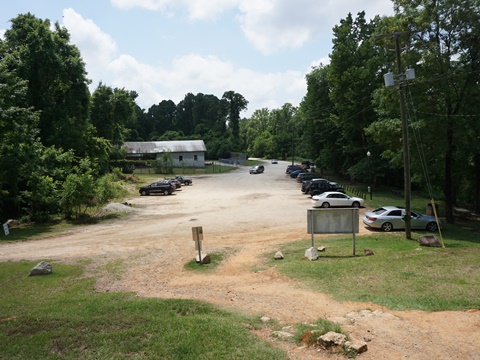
122,140 -> 207,168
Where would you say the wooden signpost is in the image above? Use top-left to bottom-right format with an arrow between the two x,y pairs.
192,226 -> 204,263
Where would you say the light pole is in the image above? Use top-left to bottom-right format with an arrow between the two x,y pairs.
367,151 -> 372,200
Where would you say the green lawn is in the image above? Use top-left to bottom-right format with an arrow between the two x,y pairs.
0,262 -> 287,360
269,227 -> 480,311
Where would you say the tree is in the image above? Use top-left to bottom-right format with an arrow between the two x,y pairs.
300,65 -> 340,171
0,62 -> 42,220
1,13 -> 91,156
90,83 -> 138,146
327,12 -> 385,176
389,0 -> 480,222
222,91 -> 249,145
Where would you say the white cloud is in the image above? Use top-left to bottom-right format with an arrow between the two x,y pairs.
0,29 -> 5,39
237,0 -> 394,54
62,8 -> 117,83
107,52 -> 306,114
62,8 -> 305,114
310,56 -> 331,69
110,0 -> 393,54
60,1 -> 393,116
110,0 -> 171,11
110,0 -> 239,20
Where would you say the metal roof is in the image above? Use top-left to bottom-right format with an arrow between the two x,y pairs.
122,140 -> 206,154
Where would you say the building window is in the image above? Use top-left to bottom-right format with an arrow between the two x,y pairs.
179,155 -> 183,161
194,155 -> 198,161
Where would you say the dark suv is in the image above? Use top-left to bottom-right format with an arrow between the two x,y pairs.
303,179 -> 344,196
249,165 -> 265,174
139,181 -> 175,196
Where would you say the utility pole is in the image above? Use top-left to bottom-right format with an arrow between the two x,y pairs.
377,31 -> 415,239
395,34 -> 412,239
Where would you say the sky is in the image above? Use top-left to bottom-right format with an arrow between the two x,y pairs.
0,0 -> 394,116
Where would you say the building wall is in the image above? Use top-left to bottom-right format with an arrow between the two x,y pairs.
157,151 -> 205,167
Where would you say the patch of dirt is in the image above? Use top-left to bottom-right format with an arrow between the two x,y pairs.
1,162 -> 479,360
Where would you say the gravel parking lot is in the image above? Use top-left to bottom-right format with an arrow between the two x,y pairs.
1,160 -> 478,360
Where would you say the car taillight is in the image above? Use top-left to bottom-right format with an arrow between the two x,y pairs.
367,216 -> 377,221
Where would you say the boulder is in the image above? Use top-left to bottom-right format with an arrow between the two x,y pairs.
29,261 -> 52,276
196,253 -> 211,264
317,331 -> 346,351
305,247 -> 319,261
345,340 -> 368,354
418,235 -> 442,247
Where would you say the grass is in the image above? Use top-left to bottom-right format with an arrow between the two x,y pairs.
184,252 -> 229,272
0,261 -> 287,360
269,227 -> 480,311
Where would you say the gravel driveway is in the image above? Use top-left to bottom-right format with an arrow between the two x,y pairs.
1,160 -> 479,360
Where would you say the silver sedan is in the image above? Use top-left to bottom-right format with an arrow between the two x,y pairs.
363,206 -> 440,232
311,191 -> 365,208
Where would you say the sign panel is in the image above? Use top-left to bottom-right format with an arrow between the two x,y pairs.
307,208 -> 359,234
3,223 -> 9,236
192,226 -> 203,241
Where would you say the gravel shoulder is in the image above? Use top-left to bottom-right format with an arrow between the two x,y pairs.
1,161 -> 479,360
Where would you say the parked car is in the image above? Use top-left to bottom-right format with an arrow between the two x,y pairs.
363,206 -> 440,232
286,164 -> 302,174
139,181 -> 175,196
302,178 -> 327,193
306,180 -> 345,196
173,175 -> 192,186
249,165 -> 265,174
166,178 -> 181,189
271,159 -> 278,164
296,172 -> 317,183
311,192 -> 364,208
289,169 -> 309,178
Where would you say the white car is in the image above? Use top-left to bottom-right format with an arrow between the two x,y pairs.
311,191 -> 365,208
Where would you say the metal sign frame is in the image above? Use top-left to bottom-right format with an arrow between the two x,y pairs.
307,208 -> 360,255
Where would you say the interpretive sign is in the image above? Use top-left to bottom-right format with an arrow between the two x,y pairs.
307,208 -> 359,255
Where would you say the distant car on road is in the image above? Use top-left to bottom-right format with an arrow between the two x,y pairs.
271,159 -> 278,164
249,165 -> 265,174
311,192 -> 364,208
363,206 -> 440,232
139,181 -> 175,196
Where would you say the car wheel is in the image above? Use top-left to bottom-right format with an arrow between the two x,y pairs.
426,222 -> 438,232
141,190 -> 149,196
352,201 -> 360,208
381,222 -> 393,232
321,202 -> 330,208
163,190 -> 170,195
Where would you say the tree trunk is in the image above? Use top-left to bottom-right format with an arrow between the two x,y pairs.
475,154 -> 480,214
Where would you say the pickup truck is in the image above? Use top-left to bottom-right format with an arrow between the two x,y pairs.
173,175 -> 193,186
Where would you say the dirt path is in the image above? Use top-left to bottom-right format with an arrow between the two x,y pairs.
1,161 -> 479,359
